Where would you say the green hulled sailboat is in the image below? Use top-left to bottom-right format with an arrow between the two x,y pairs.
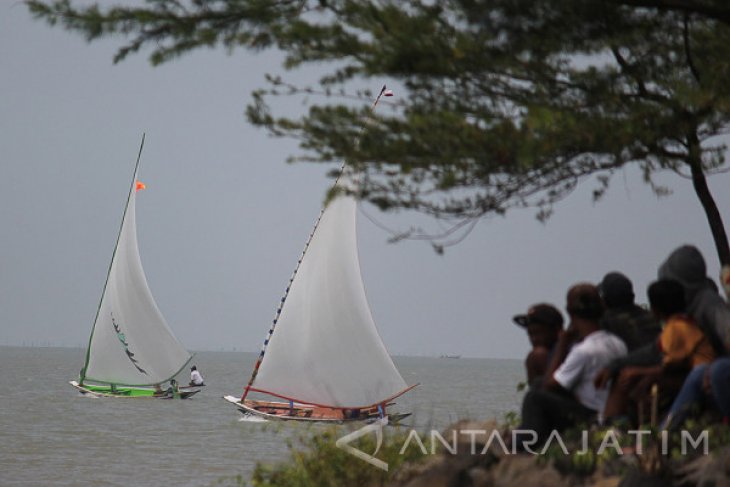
71,136 -> 197,399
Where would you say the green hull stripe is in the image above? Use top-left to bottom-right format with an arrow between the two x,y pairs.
81,384 -> 158,397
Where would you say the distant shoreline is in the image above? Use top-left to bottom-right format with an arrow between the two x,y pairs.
0,344 -> 518,360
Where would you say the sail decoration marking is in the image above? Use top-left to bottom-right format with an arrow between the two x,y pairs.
111,312 -> 147,375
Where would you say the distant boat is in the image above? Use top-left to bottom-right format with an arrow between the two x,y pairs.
440,354 -> 461,359
224,87 -> 416,422
70,135 -> 198,399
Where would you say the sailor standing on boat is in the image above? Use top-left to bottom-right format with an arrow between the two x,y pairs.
189,365 -> 205,386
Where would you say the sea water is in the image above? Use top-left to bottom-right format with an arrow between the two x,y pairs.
0,347 -> 523,486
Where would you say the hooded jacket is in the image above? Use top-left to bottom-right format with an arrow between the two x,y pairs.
658,245 -> 730,355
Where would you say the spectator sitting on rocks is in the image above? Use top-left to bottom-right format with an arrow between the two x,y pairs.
595,279 -> 715,425
512,303 -> 564,388
658,245 -> 730,429
514,284 -> 627,451
598,271 -> 660,352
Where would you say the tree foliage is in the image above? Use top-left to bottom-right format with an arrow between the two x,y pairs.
26,0 -> 730,259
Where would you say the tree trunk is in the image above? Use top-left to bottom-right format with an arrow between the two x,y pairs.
687,138 -> 730,266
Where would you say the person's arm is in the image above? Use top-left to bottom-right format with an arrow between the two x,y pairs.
711,305 -> 730,353
526,346 -> 550,384
543,325 -> 580,393
606,341 -> 661,376
593,367 -> 613,389
545,374 -> 574,397
595,338 -> 660,389
546,350 -> 583,400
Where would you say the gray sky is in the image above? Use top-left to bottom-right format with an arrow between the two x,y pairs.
2,4 -> 730,359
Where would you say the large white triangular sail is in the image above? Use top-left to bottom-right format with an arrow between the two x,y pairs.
248,179 -> 409,408
81,141 -> 192,386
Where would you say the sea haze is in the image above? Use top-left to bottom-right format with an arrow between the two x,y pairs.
0,347 -> 523,486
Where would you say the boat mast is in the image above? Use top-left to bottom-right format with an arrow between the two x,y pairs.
80,134 -> 146,385
241,86 -> 391,402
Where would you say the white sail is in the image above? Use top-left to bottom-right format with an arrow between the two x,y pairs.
250,189 -> 408,408
83,174 -> 192,386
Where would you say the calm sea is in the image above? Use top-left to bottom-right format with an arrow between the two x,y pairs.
0,347 -> 523,486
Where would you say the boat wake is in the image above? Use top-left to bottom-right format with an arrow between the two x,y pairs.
76,393 -> 101,399
237,414 -> 269,423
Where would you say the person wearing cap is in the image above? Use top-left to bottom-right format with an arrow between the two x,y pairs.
513,284 -> 627,450
513,303 -> 564,388
598,271 -> 660,352
189,365 -> 205,386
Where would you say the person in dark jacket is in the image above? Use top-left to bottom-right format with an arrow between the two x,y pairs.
658,245 -> 730,356
595,279 -> 715,424
598,271 -> 660,351
659,245 -> 730,429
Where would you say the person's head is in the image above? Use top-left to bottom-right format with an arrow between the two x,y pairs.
566,283 -> 604,336
598,272 -> 634,308
647,279 -> 686,320
513,303 -> 564,349
191,365 -> 197,372
658,245 -> 707,288
658,245 -> 716,306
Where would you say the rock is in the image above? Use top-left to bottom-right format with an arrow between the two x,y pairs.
617,469 -> 667,487
674,445 -> 730,486
484,454 -> 563,487
393,455 -> 482,487
388,419 -> 505,487
590,477 -> 622,487
386,419 -> 730,487
440,419 -> 510,456
466,466 -> 491,486
389,455 -> 447,486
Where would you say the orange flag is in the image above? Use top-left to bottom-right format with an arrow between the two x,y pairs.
135,181 -> 146,192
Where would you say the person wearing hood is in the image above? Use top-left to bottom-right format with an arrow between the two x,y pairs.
658,245 -> 730,356
659,245 -> 730,429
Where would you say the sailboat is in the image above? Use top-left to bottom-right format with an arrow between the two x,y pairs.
70,135 -> 198,399
224,87 -> 415,422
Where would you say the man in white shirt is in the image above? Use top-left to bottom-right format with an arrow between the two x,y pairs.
189,365 -> 205,386
514,283 -> 627,450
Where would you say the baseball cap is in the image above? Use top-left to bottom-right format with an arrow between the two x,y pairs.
513,303 -> 564,329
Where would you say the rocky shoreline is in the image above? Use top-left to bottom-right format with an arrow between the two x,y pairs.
387,419 -> 728,487
244,417 -> 730,487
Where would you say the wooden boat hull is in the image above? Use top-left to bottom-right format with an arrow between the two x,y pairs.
223,395 -> 411,424
70,381 -> 199,399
